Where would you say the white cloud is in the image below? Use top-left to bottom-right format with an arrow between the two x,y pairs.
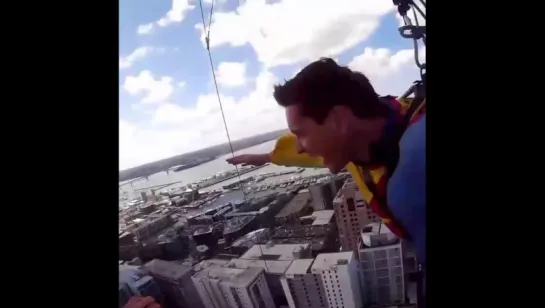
120,0 -> 427,170
120,119 -> 202,170
151,103 -> 197,125
137,0 -> 194,35
123,70 -> 175,104
215,62 -> 247,87
119,47 -> 160,69
196,0 -> 394,67
137,23 -> 154,35
119,46 -> 424,170
348,46 -> 425,95
120,69 -> 285,170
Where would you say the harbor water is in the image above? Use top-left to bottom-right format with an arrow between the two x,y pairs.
119,140 -> 330,206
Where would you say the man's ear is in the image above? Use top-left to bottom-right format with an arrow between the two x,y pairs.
330,105 -> 352,134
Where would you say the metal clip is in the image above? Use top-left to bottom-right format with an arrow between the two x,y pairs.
398,25 -> 426,40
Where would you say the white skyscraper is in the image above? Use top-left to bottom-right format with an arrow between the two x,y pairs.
311,251 -> 362,308
280,259 -> 329,308
192,265 -> 275,308
358,222 -> 407,306
226,243 -> 312,303
333,179 -> 380,251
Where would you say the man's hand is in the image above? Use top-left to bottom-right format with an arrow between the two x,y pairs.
124,296 -> 160,308
226,154 -> 270,166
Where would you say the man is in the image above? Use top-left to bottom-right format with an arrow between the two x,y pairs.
227,58 -> 426,266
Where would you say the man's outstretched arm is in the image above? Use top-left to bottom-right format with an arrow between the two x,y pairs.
227,133 -> 324,168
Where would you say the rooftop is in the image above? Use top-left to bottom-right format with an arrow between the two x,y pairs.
264,237 -> 328,251
272,224 -> 335,239
285,259 -> 315,275
144,259 -> 192,280
227,243 -> 311,274
227,258 -> 293,274
276,191 -> 311,218
299,210 -> 335,225
240,243 -> 310,261
231,228 -> 271,247
311,252 -> 355,271
225,211 -> 259,218
360,222 -> 399,248
224,215 -> 256,234
193,259 -> 230,272
192,264 -> 264,287
333,180 -> 355,203
193,225 -> 213,236
187,190 -> 244,217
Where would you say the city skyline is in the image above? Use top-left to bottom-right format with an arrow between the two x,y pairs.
119,173 -> 417,307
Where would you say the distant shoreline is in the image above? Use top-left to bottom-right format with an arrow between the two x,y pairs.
119,129 -> 287,182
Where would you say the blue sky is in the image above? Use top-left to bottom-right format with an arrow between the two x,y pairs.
119,0 -> 425,170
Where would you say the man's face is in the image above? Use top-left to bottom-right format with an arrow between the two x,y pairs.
285,105 -> 351,173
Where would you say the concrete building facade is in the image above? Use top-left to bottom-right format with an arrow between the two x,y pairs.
191,265 -> 275,308
280,259 -> 328,308
309,180 -> 334,211
227,243 -> 312,305
143,259 -> 203,308
311,252 -> 362,308
358,223 -> 407,307
333,179 -> 380,251
275,190 -> 312,224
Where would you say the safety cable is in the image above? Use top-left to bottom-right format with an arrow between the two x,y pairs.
197,0 -> 246,201
198,0 -> 270,272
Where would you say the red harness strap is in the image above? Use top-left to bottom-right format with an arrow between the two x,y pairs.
363,169 -> 408,238
362,98 -> 426,239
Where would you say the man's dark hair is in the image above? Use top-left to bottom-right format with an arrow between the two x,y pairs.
273,58 -> 391,124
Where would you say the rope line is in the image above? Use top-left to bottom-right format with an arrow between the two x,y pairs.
198,0 -> 245,201
198,0 -> 269,272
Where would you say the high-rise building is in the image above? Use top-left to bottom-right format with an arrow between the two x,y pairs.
309,179 -> 334,210
192,265 -> 275,308
311,252 -> 362,308
143,259 -> 204,308
358,222 -> 407,307
329,175 -> 347,197
333,179 -> 380,251
280,259 -> 328,308
227,243 -> 312,305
